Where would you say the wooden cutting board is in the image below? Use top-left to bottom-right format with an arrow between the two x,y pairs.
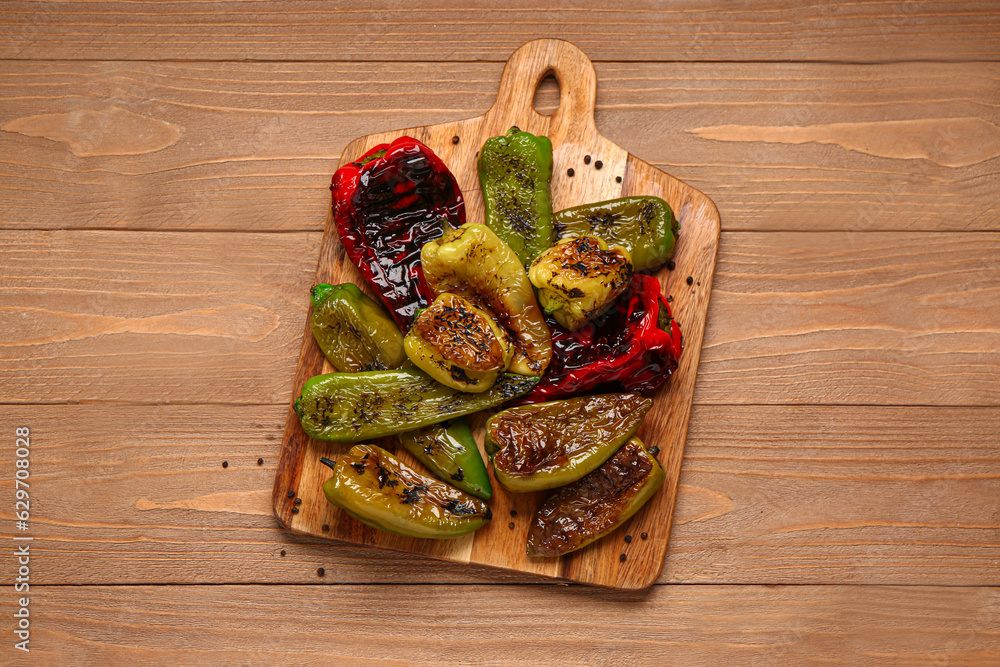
272,38 -> 720,589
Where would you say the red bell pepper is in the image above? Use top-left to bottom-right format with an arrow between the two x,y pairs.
512,274 -> 682,404
331,136 -> 465,329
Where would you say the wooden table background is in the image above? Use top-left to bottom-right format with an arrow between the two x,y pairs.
1,3 -> 998,664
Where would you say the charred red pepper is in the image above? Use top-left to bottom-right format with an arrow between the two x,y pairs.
331,136 -> 465,329
513,274 -> 682,404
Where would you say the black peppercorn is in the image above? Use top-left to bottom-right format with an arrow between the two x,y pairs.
452,135 -> 460,144
508,522 -> 515,529
322,524 -> 330,531
222,461 -> 228,468
666,260 -> 675,271
686,276 -> 694,285
294,497 -> 302,506
280,550 -> 286,556
616,175 -> 622,183
584,155 -> 591,164
619,553 -> 627,562
257,457 -> 264,466
291,507 -> 299,514
641,532 -> 649,540
624,535 -> 633,543
567,168 -> 575,177
287,490 -> 295,498
595,160 -> 603,170
509,510 -> 518,517
317,568 -> 325,577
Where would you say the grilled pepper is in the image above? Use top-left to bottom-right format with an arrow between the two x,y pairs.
514,274 -> 682,404
528,236 -> 633,331
295,368 -> 537,442
486,393 -> 652,492
554,196 -> 678,272
478,126 -> 555,266
320,446 -> 491,539
332,135 -> 465,329
527,437 -> 664,557
310,283 -> 406,372
397,418 -> 492,499
421,222 -> 552,377
403,293 -> 513,393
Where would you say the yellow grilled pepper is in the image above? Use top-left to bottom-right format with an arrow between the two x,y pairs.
421,222 -> 552,377
403,293 -> 513,393
528,236 -> 633,331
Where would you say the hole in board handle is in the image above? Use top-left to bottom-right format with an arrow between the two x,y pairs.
532,70 -> 560,116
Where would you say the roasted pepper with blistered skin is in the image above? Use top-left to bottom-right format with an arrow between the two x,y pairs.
310,283 -> 406,372
528,236 -> 633,331
331,136 -> 465,329
485,393 -> 651,492
320,446 -> 492,539
397,418 -> 492,499
403,293 -> 513,393
421,222 -> 552,377
554,196 -> 678,272
514,274 -> 682,404
295,368 -> 538,442
527,437 -> 664,557
478,126 -> 554,266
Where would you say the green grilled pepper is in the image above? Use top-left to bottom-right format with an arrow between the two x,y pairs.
295,368 -> 538,442
397,418 -> 492,500
478,126 -> 555,266
320,446 -> 492,539
527,437 -> 664,557
403,293 -> 513,393
486,393 -> 652,492
554,196 -> 679,272
310,283 -> 406,372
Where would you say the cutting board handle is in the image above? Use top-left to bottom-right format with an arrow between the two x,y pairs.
487,38 -> 598,132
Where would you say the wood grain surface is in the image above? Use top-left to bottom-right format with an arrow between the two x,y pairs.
25,585 -> 1000,665
2,404 -> 997,586
271,39 -> 720,589
3,4 -> 999,661
1,61 -> 996,233
2,1 -> 998,62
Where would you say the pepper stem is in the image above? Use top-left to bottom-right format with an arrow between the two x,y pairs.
648,446 -> 661,457
319,457 -> 337,471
